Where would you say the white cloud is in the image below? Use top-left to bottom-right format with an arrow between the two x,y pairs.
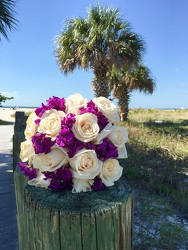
175,68 -> 178,71
0,91 -> 19,98
180,84 -> 186,86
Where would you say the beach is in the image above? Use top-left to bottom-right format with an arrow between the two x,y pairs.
0,108 -> 35,122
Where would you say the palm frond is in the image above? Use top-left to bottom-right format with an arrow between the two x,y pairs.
0,0 -> 18,41
109,64 -> 155,94
55,3 -> 148,99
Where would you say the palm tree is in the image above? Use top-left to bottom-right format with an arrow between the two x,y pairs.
55,4 -> 145,98
0,0 -> 18,41
108,64 -> 155,121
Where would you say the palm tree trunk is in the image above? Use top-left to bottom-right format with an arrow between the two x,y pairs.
92,68 -> 110,98
113,85 -> 130,121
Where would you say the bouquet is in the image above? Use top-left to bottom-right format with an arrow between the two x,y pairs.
18,94 -> 128,193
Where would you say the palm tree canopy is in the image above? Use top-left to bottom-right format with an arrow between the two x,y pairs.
109,64 -> 156,95
55,4 -> 145,75
0,0 -> 18,41
108,64 -> 155,121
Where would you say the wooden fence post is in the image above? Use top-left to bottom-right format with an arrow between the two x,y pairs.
13,112 -> 28,171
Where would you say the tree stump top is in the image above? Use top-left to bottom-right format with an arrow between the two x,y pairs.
22,172 -> 132,213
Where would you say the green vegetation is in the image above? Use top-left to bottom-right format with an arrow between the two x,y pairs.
11,111 -> 31,119
0,0 -> 18,41
118,108 -> 188,248
108,64 -> 156,121
55,3 -> 145,98
133,185 -> 188,249
119,108 -> 188,213
0,93 -> 13,107
0,119 -> 13,125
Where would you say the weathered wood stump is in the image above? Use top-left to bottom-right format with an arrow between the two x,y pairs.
13,111 -> 28,171
14,167 -> 134,250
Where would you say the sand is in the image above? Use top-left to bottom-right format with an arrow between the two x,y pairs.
0,108 -> 35,122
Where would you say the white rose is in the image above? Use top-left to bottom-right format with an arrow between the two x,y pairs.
33,146 -> 68,172
108,126 -> 128,146
93,124 -> 128,158
25,111 -> 39,140
65,93 -> 88,115
20,140 -> 35,162
69,149 -> 102,179
107,126 -> 128,158
72,178 -> 94,193
99,159 -> 123,187
39,109 -> 66,138
72,113 -> 99,142
28,171 -> 50,189
93,97 -> 120,123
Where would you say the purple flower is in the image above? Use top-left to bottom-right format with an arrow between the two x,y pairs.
35,96 -> 66,118
46,96 -> 66,112
18,161 -> 28,171
61,113 -> 76,129
97,138 -> 119,161
97,112 -> 109,131
18,162 -> 37,180
35,103 -> 48,118
48,179 -> 63,191
67,138 -> 84,158
56,113 -> 84,157
80,100 -> 98,114
31,133 -> 55,154
56,127 -> 74,147
92,177 -> 105,191
87,138 -> 118,162
42,171 -> 54,180
86,141 -> 96,151
42,166 -> 73,191
34,119 -> 41,125
80,100 -> 109,131
57,129 -> 84,158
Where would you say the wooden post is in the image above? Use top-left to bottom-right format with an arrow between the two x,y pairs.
14,111 -> 27,133
14,167 -> 134,250
13,112 -> 28,171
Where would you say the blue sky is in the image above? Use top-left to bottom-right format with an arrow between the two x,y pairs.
0,0 -> 187,108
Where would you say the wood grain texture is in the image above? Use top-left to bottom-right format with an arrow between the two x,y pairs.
13,111 -> 28,171
14,168 -> 29,250
14,166 -> 134,250
14,111 -> 27,132
13,131 -> 25,171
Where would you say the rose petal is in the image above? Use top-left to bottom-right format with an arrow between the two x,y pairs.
69,149 -> 102,180
72,178 -> 94,193
100,159 -> 123,187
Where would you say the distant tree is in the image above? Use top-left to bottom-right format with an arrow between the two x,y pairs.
0,93 -> 13,107
0,0 -> 18,41
55,3 -> 145,98
108,64 -> 155,121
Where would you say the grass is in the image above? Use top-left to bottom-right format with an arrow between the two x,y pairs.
0,119 -> 13,125
119,108 -> 188,214
11,111 -> 31,119
132,183 -> 188,249
118,108 -> 188,248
